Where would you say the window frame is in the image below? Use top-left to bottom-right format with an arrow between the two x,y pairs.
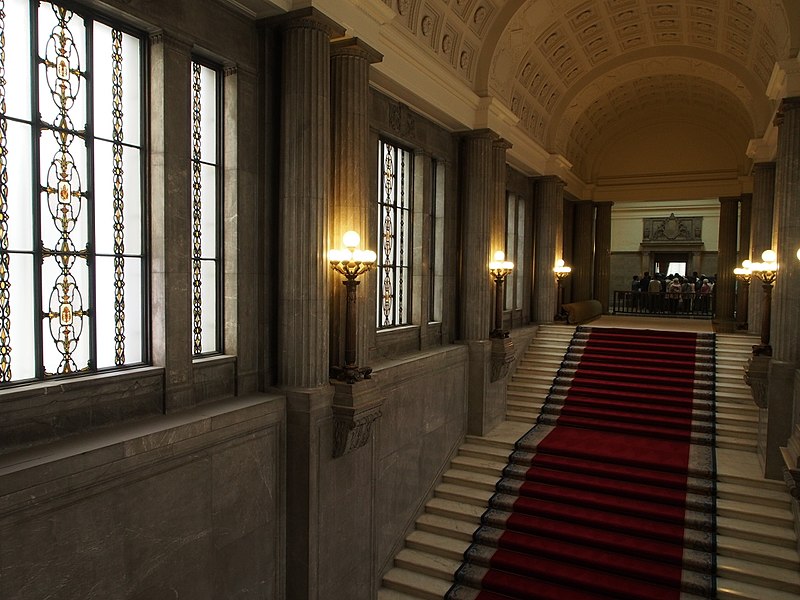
0,0 -> 150,387
189,55 -> 224,357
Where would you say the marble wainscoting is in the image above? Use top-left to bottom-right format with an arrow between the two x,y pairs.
0,395 -> 285,600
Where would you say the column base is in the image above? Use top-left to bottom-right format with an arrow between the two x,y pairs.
330,364 -> 373,384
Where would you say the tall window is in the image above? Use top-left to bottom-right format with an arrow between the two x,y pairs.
0,0 -> 145,384
429,158 -> 444,323
190,59 -> 221,355
377,139 -> 412,328
505,192 -> 526,311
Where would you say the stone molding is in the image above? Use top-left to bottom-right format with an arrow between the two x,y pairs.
744,355 -> 770,409
490,336 -> 515,382
269,7 -> 346,38
331,380 -> 384,458
331,37 -> 383,64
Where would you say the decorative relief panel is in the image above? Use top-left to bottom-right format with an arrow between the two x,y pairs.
642,213 -> 703,243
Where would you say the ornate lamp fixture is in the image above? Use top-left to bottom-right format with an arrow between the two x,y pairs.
552,259 -> 572,321
489,250 -> 514,338
733,259 -> 752,330
749,249 -> 778,356
329,231 -> 376,383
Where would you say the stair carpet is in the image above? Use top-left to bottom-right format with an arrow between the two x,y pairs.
379,325 -> 800,600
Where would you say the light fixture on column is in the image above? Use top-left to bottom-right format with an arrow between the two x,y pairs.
329,230 -> 376,383
489,250 -> 514,338
749,249 -> 778,356
733,259 -> 752,330
553,259 -> 572,321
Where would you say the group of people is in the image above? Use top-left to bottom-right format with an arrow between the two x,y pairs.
628,271 -> 715,314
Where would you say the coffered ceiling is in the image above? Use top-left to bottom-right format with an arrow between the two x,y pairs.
235,0 -> 798,196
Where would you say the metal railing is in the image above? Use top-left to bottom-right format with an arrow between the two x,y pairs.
612,290 -> 714,318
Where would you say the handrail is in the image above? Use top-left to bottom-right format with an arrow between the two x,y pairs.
612,290 -> 714,318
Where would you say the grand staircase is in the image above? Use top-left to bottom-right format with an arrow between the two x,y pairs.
378,324 -> 800,600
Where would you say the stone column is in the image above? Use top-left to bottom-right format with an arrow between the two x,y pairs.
714,196 -> 739,333
736,193 -> 752,328
532,176 -> 565,322
330,38 -> 382,371
150,32 -> 193,411
766,97 -> 800,478
593,201 -> 613,313
571,201 -> 594,302
749,162 -> 776,336
460,130 -> 496,341
562,199 -> 575,304
272,10 -> 344,600
491,139 -> 512,330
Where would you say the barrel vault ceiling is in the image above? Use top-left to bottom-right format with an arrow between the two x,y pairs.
231,0 -> 799,199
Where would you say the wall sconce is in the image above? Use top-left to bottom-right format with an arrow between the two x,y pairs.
489,250 -> 514,338
749,249 -> 778,356
553,259 -> 572,321
734,260 -> 752,329
329,231 -> 376,383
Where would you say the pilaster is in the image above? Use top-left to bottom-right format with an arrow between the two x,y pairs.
277,9 -> 343,389
714,196 -> 739,333
766,97 -> 800,479
459,130 -> 496,341
562,199 -> 575,304
571,201 -> 594,302
150,31 -> 194,411
593,201 -> 613,313
737,193 -> 752,329
532,176 -> 565,323
330,38 -> 382,371
749,162 -> 776,336
491,139 -> 512,331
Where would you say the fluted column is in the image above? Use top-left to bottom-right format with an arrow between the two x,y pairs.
277,10 -> 341,388
532,176 -> 565,322
715,196 -> 739,332
562,200 -> 575,304
491,139 -> 512,252
770,97 -> 800,365
593,201 -> 613,312
749,162 -> 775,336
571,201 -> 594,302
460,130 -> 496,340
330,38 -> 382,370
765,97 -> 800,479
737,193 -> 752,328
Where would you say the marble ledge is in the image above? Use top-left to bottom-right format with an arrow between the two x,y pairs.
370,343 -> 469,387
0,394 -> 286,500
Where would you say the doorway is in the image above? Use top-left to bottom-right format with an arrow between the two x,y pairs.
654,252 -> 690,277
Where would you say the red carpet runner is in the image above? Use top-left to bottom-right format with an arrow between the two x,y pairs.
446,326 -> 716,600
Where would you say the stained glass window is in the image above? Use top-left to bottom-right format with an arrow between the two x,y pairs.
377,139 -> 412,328
190,60 -> 221,355
0,0 -> 145,384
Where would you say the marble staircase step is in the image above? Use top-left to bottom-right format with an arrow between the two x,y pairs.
717,472 -> 787,493
717,531 -> 799,563
717,481 -> 792,509
716,498 -> 795,527
424,497 -> 484,524
715,401 -> 757,417
434,482 -> 493,507
716,577 -> 800,600
716,437 -> 757,451
457,443 -> 511,462
406,530 -> 470,562
394,548 -> 459,581
717,517 -> 798,549
377,587 -> 425,600
449,455 -> 508,477
717,555 -> 800,594
416,513 -> 479,542
382,567 -> 452,600
442,468 -> 500,492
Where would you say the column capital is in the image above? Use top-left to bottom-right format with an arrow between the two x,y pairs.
149,29 -> 192,54
534,174 -> 565,187
719,195 -> 741,205
775,96 -> 800,127
331,37 -> 383,64
492,138 -> 513,151
460,128 -> 499,142
753,160 -> 777,175
593,200 -> 614,209
267,7 -> 345,38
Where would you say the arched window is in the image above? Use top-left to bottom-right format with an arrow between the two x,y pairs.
0,0 -> 146,383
